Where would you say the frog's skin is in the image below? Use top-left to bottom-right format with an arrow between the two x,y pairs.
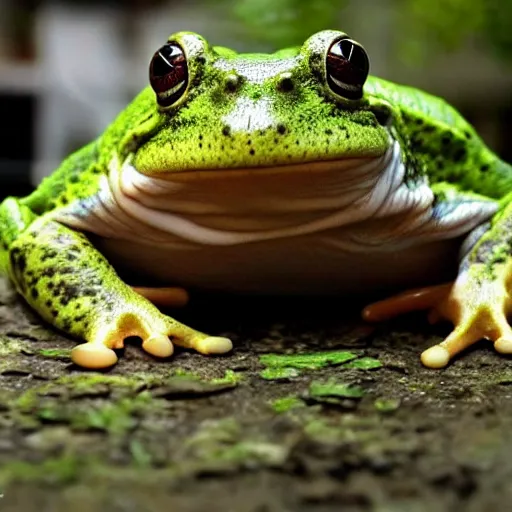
1,29 -> 512,369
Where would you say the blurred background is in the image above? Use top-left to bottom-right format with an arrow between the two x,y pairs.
0,0 -> 511,199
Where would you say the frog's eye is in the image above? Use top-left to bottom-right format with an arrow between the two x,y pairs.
326,38 -> 369,100
149,43 -> 188,107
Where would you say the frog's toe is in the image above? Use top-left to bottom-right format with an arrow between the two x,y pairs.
421,329 -> 479,369
171,333 -> 233,355
71,343 -> 118,369
142,334 -> 174,358
494,336 -> 512,354
195,336 -> 233,354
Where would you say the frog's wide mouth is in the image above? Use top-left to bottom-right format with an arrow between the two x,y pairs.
137,154 -> 386,182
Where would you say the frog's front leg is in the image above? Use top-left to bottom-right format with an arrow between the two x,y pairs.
1,198 -> 232,369
363,198 -> 512,369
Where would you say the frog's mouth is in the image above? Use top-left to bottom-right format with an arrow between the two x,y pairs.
55,136 -> 497,253
56,140 -> 418,244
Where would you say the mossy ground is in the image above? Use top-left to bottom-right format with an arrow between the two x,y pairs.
1,276 -> 512,511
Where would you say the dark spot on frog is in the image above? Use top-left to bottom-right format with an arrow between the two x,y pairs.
41,249 -> 58,262
480,164 -> 490,172
31,288 -> 39,300
198,134 -> 203,141
441,134 -> 453,145
325,129 -> 333,136
69,175 -> 79,184
222,126 -> 231,136
453,147 -> 467,163
45,299 -> 52,308
276,124 -> 286,135
249,149 -> 255,156
9,248 -> 26,272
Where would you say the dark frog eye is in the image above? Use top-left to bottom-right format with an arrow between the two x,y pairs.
326,38 -> 369,100
149,42 -> 188,107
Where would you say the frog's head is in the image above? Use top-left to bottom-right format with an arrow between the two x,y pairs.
117,30 -> 393,176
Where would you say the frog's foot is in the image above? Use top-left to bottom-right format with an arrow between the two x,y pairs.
363,265 -> 512,369
131,286 -> 190,308
420,266 -> 512,368
71,310 -> 232,370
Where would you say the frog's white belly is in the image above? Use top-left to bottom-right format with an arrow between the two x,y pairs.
55,140 -> 498,295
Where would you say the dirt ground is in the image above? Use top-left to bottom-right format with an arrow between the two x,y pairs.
1,275 -> 512,512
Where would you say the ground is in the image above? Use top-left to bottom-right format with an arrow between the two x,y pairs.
1,276 -> 512,512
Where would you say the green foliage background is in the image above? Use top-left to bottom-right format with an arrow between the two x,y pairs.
211,0 -> 512,64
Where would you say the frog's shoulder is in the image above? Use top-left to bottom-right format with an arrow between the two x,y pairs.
22,140 -> 102,214
366,76 -> 512,197
365,75 -> 474,136
23,87 -> 159,215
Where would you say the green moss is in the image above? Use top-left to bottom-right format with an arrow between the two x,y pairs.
270,396 -> 305,413
211,441 -> 287,467
374,398 -> 401,413
38,348 -> 72,359
129,440 -> 153,468
259,350 -> 358,370
260,367 -> 301,380
0,336 -> 28,356
71,392 -> 155,435
56,373 -> 142,391
344,357 -> 382,370
211,369 -> 244,385
309,380 -> 365,399
0,454 -> 89,486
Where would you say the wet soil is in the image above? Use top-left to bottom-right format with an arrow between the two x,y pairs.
1,276 -> 512,512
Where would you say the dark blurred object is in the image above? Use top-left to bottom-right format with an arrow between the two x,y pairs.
0,95 -> 35,199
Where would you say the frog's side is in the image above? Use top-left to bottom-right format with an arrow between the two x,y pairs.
1,29 -> 512,369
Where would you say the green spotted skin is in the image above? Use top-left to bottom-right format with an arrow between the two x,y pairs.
0,29 -> 511,363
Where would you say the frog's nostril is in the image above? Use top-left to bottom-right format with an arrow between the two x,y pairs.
277,72 -> 294,93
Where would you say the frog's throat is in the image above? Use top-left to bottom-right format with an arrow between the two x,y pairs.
54,140 -> 497,250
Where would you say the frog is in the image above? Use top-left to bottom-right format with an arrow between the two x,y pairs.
1,29 -> 512,370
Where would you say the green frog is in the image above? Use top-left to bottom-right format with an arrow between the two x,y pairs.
1,30 -> 511,370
